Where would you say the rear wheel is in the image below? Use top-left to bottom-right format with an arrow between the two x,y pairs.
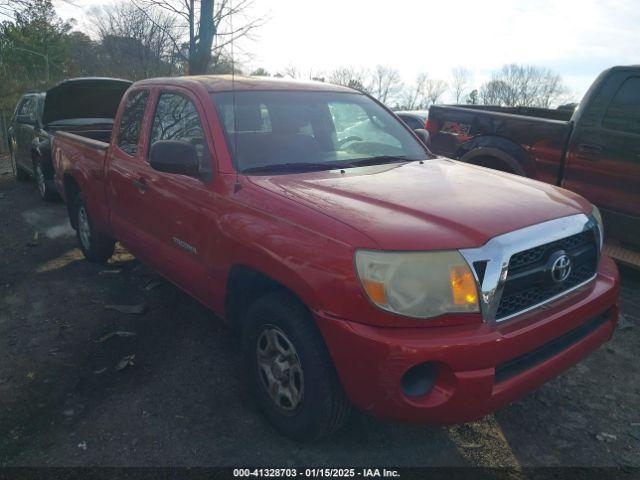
34,159 -> 57,201
243,291 -> 350,440
74,193 -> 115,263
11,149 -> 29,181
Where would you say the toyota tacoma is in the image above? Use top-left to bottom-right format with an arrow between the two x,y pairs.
51,75 -> 619,440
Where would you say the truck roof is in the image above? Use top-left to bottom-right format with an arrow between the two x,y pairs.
134,75 -> 356,93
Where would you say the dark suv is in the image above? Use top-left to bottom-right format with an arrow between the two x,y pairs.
8,92 -> 58,200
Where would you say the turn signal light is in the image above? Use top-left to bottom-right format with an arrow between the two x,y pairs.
450,265 -> 478,306
362,279 -> 388,305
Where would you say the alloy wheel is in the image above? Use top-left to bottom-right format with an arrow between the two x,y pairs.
256,326 -> 304,412
78,205 -> 91,251
35,163 -> 46,198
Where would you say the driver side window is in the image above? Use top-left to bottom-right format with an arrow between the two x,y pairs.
150,92 -> 210,172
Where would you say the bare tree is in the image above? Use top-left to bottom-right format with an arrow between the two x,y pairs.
401,73 -> 428,109
0,0 -> 75,20
282,63 -> 301,79
480,64 -> 567,107
328,66 -> 369,91
424,79 -> 448,106
94,3 -> 179,79
0,0 -> 30,19
451,67 -> 472,104
130,0 -> 264,75
480,79 -> 508,105
369,65 -> 403,104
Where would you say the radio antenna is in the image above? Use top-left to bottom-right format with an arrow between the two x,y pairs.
230,0 -> 241,193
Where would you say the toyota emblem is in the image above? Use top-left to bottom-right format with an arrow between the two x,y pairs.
550,254 -> 572,283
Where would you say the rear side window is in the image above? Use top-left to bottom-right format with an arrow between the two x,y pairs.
602,77 -> 640,135
117,90 -> 149,155
16,97 -> 34,118
150,92 -> 209,168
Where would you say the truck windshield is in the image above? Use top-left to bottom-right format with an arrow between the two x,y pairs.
211,91 -> 430,173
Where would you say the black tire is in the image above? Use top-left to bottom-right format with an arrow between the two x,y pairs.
243,291 -> 350,440
73,193 -> 115,263
11,149 -> 29,181
34,158 -> 58,201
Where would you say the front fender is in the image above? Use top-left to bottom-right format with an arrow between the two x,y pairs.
210,207 -> 357,318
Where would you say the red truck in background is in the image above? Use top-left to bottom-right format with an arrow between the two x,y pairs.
51,75 -> 619,440
427,65 -> 640,267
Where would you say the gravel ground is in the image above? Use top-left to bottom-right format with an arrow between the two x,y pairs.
0,154 -> 638,468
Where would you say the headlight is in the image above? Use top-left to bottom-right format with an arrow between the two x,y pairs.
591,204 -> 604,248
355,250 -> 479,319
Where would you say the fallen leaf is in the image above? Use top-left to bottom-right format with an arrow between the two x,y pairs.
596,432 -> 617,442
26,232 -> 39,247
26,372 -> 35,380
99,269 -> 122,275
116,354 -> 135,371
144,281 -> 162,291
104,304 -> 147,315
94,331 -> 137,343
92,367 -> 108,375
618,315 -> 634,331
77,441 -> 87,450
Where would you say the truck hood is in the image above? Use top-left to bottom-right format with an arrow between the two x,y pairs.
43,77 -> 132,126
247,158 -> 591,250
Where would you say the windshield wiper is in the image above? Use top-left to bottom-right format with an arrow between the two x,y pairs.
241,161 -> 346,174
342,155 -> 411,167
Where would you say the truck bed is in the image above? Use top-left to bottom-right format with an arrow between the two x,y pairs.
52,131 -> 111,230
428,105 -> 573,184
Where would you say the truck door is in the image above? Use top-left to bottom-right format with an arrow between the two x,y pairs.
563,74 -> 640,248
106,89 -> 153,255
138,89 -> 215,302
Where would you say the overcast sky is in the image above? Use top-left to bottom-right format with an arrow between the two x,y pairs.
56,0 -> 639,102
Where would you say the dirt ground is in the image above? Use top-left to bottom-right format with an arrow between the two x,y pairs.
0,154 -> 639,468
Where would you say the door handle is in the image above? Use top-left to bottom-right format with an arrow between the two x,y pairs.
132,177 -> 148,193
576,143 -> 602,161
578,143 -> 602,154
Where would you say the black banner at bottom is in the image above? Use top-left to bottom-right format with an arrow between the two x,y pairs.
0,467 -> 639,480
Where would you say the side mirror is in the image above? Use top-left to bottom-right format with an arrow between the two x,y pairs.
15,114 -> 34,125
149,140 -> 200,176
413,128 -> 430,146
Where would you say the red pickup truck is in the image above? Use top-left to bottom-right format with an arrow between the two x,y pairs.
428,65 -> 640,266
52,75 -> 619,440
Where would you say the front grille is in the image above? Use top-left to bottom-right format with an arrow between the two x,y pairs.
496,230 -> 598,320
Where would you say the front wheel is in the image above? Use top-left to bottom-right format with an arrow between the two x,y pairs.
243,291 -> 350,440
74,193 -> 115,263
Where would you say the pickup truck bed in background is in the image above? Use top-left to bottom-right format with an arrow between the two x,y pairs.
428,65 -> 640,264
7,78 -> 131,202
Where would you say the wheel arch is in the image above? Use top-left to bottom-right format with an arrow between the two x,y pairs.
224,264 -> 317,333
63,174 -> 82,229
457,136 -> 535,177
